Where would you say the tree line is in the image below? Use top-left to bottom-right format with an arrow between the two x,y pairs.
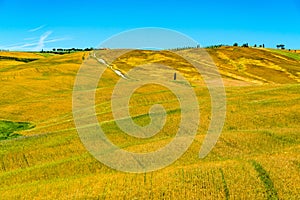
41,47 -> 94,54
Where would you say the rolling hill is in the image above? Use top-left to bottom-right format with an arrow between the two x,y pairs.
0,47 -> 299,199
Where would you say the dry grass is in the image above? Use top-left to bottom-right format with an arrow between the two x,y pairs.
206,47 -> 300,84
0,51 -> 45,59
0,48 -> 299,199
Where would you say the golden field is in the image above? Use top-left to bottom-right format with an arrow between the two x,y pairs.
0,47 -> 299,199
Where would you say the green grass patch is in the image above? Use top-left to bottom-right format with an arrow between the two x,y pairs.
268,49 -> 300,61
251,160 -> 279,200
0,120 -> 35,140
219,168 -> 230,200
36,53 -> 56,58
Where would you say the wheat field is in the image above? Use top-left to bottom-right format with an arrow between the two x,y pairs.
0,47 -> 299,199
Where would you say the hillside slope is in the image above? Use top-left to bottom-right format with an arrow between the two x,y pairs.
95,47 -> 300,85
0,48 -> 299,199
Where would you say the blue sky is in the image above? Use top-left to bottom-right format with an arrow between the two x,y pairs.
0,0 -> 299,51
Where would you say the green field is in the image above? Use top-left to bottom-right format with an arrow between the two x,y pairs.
266,49 -> 300,61
0,47 -> 299,199
0,120 -> 34,140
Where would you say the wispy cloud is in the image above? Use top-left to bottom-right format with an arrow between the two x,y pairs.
0,32 -> 70,51
24,37 -> 38,41
34,31 -> 52,51
28,25 -> 46,32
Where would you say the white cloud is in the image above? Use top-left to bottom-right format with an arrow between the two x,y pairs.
24,37 -> 38,41
0,34 -> 70,51
34,31 -> 52,51
28,25 -> 46,32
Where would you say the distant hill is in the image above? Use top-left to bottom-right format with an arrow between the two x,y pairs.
205,47 -> 300,85
95,47 -> 300,86
1,47 -> 299,85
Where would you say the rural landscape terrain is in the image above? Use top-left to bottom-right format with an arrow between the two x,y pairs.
0,46 -> 299,199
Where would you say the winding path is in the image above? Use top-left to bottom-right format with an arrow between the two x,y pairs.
93,53 -> 128,80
